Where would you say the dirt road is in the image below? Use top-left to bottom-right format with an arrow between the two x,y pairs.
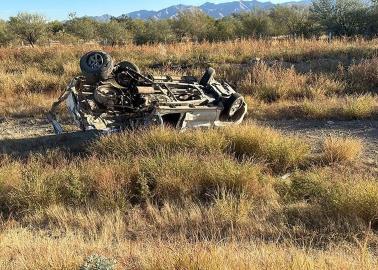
0,118 -> 377,167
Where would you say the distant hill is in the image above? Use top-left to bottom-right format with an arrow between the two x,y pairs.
89,0 -> 311,22
127,4 -> 192,20
89,14 -> 113,22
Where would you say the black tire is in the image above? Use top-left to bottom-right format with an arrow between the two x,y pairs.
200,67 -> 215,86
116,61 -> 140,74
220,93 -> 246,121
80,51 -> 114,84
114,61 -> 141,86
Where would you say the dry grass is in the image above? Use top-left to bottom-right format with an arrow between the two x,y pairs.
248,95 -> 378,120
0,126 -> 370,219
239,62 -> 345,101
347,57 -> 378,93
0,126 -> 367,213
0,94 -> 56,118
93,125 -> 310,172
321,136 -> 363,164
0,175 -> 375,270
288,168 -> 378,223
223,124 -> 310,171
0,222 -> 377,270
0,124 -> 376,268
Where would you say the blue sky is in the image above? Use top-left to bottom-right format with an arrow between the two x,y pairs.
0,0 -> 290,20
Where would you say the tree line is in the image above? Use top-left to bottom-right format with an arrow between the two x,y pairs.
0,0 -> 377,47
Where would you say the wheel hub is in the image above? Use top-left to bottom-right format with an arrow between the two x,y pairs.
229,98 -> 243,116
87,53 -> 104,70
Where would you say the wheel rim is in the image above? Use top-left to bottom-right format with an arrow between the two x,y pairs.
229,98 -> 243,116
87,53 -> 104,70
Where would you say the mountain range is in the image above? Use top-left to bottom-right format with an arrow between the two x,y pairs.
90,0 -> 311,22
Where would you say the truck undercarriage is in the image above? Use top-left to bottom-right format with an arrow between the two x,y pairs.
48,51 -> 247,134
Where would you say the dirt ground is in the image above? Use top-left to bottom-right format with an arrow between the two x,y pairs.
0,117 -> 377,170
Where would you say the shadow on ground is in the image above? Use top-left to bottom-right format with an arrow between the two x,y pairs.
0,131 -> 100,158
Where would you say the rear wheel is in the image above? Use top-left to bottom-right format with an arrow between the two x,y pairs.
114,61 -> 141,86
80,51 -> 114,84
116,61 -> 140,73
220,93 -> 246,121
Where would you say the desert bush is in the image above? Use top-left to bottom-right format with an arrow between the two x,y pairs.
288,169 -> 378,223
347,58 -> 378,93
321,136 -> 363,164
8,13 -> 46,47
343,94 -> 378,119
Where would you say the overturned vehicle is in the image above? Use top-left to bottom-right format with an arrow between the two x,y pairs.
48,51 -> 247,134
